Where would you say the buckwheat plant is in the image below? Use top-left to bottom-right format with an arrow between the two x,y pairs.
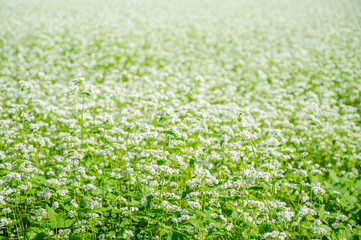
0,0 -> 360,239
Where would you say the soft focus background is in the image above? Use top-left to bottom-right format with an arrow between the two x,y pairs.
0,0 -> 360,239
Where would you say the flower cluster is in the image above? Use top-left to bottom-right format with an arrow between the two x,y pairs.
0,0 -> 360,239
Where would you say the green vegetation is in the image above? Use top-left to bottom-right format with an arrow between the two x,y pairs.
0,0 -> 360,239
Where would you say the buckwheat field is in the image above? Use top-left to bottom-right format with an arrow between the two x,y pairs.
1,0 -> 361,239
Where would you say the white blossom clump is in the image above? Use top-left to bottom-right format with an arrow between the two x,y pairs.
0,0 -> 360,239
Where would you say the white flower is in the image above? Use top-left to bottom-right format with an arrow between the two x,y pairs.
188,201 -> 201,210
298,206 -> 316,217
225,223 -> 234,231
68,210 -> 77,218
0,218 -> 12,227
53,202 -> 59,209
311,183 -> 326,195
277,210 -> 295,222
1,208 -> 12,214
56,189 -> 69,196
313,219 -> 322,226
123,230 -> 134,239
71,199 -> 79,208
336,215 -> 347,222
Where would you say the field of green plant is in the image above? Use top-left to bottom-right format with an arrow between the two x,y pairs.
0,0 -> 361,239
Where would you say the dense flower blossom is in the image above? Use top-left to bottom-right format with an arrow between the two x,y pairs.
0,0 -> 359,239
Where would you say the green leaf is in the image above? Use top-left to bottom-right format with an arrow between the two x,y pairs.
69,235 -> 82,240
248,186 -> 263,191
57,218 -> 74,228
157,160 -> 166,166
158,116 -> 166,122
80,91 -> 91,96
172,230 -> 188,240
248,139 -> 257,150
223,208 -> 233,217
189,159 -> 196,168
24,228 -> 44,240
329,170 -> 339,182
258,223 -> 272,234
164,130 -> 177,137
33,233 -> 47,240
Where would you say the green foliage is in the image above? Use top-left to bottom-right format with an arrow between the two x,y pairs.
0,0 -> 360,239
